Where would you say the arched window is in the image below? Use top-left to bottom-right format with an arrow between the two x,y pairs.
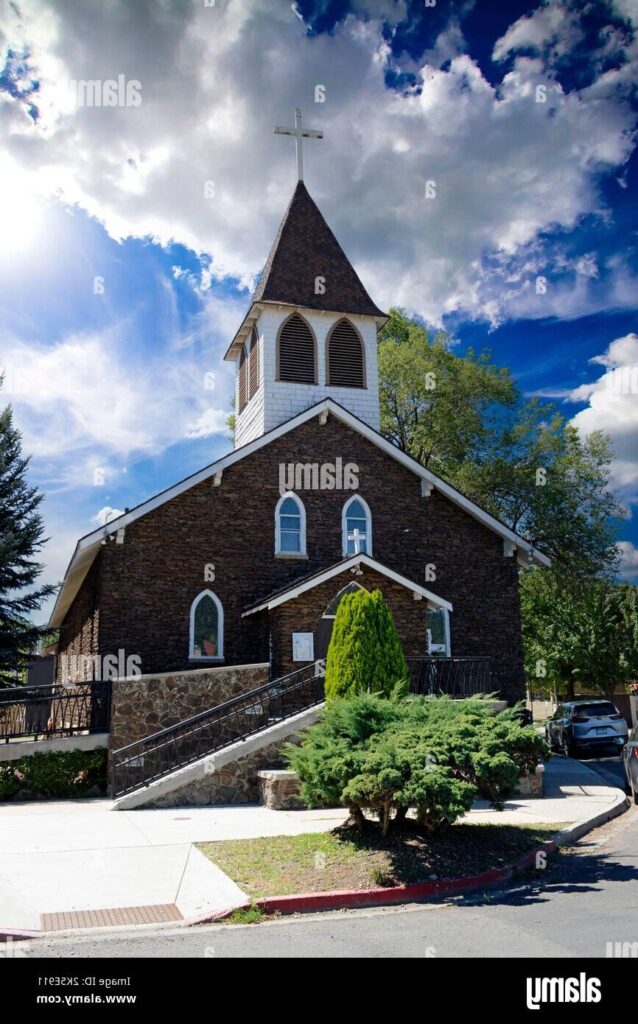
342,496 -> 372,556
189,590 -> 224,660
238,344 -> 247,413
275,492 -> 306,555
323,582 -> 366,618
277,314 -> 316,384
327,319 -> 365,388
248,326 -> 259,400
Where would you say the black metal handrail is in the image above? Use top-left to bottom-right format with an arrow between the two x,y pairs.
407,656 -> 497,698
0,681 -> 111,743
110,661 -> 326,798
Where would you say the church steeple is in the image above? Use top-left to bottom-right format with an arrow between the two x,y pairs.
250,181 -> 385,319
225,168 -> 386,448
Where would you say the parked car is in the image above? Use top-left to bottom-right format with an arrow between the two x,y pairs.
544,699 -> 628,757
621,723 -> 638,804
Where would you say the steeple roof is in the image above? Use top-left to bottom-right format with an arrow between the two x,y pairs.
225,182 -> 385,358
254,181 -> 385,317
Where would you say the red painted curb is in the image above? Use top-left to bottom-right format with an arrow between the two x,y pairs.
252,841 -> 557,917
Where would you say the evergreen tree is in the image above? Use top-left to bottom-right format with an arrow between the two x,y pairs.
324,588 -> 407,701
0,390 -> 56,685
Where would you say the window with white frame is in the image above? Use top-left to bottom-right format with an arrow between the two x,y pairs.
342,496 -> 371,556
275,492 -> 306,555
426,607 -> 450,656
190,590 -> 224,659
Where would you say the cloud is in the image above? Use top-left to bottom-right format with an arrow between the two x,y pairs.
493,1 -> 585,64
1,326 -> 230,487
569,333 -> 638,498
618,540 -> 638,580
0,0 -> 635,326
93,506 -> 125,526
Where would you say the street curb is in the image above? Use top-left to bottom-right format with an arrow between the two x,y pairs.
554,788 -> 629,847
251,840 -> 558,916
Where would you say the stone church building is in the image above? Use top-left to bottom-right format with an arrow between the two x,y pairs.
50,176 -> 549,707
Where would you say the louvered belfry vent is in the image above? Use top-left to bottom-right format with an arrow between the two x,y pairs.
277,314 -> 316,384
238,344 -> 248,411
327,319 -> 365,388
248,327 -> 259,399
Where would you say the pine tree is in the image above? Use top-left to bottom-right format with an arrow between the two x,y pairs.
0,391 -> 56,685
324,588 -> 408,701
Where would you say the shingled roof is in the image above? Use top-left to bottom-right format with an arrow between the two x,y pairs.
225,182 -> 385,358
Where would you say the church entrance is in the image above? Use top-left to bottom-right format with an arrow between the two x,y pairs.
315,581 -> 365,660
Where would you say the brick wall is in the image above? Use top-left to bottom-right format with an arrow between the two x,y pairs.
269,567 -> 427,677
56,557 -> 102,682
58,412 -> 526,703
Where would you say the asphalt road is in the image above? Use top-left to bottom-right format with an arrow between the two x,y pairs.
17,753 -> 637,959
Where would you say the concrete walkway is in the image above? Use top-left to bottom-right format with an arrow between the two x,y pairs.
0,756 -> 626,935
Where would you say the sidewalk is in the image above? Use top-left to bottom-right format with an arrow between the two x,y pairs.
0,757 -> 626,936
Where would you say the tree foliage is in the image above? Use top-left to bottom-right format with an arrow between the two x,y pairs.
521,568 -> 638,699
0,390 -> 56,685
324,588 -> 408,701
286,693 -> 548,836
378,309 -> 623,575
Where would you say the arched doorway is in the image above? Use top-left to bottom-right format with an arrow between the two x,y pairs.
315,582 -> 366,659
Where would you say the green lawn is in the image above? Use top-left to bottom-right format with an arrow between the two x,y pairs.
197,822 -> 561,900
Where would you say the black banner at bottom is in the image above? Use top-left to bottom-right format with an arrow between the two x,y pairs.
1,956 -> 634,1014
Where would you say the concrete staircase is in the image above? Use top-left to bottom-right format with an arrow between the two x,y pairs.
109,663 -> 325,810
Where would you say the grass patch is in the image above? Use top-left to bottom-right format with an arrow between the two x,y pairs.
197,821 -> 560,900
220,906 -> 263,925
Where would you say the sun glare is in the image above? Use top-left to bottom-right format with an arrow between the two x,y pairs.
0,159 -> 45,258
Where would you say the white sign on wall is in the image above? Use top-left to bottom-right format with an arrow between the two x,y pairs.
292,632 -> 314,662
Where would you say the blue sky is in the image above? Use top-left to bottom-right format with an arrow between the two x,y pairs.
0,0 -> 637,622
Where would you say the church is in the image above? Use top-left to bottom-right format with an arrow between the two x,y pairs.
49,113 -> 549,708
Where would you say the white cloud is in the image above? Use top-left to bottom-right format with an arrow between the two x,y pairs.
569,334 -> 638,497
185,408 -> 230,439
493,1 -> 584,63
0,0 -> 635,326
93,506 -> 125,526
1,326 -> 231,486
618,540 -> 638,580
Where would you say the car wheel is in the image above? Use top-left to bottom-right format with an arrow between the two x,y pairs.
562,733 -> 576,758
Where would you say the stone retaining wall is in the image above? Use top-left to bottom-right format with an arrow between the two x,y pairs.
142,728 -> 306,807
108,662 -> 269,753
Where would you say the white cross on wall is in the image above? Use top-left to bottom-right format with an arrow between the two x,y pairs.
274,108 -> 323,181
348,528 -> 363,553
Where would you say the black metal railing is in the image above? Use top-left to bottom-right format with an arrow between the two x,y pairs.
407,657 -> 496,698
110,662 -> 326,798
0,681 -> 111,743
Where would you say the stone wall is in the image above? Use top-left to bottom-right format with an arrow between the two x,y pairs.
108,662 -> 269,753
142,728 -> 305,807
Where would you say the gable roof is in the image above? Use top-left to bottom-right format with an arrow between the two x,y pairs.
242,554 -> 453,617
224,182 -> 386,359
48,398 -> 550,629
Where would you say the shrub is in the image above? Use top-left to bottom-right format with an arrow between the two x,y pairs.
324,588 -> 408,701
286,693 -> 549,834
0,748 -> 107,801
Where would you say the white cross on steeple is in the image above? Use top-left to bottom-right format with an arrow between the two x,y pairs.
274,108 -> 323,181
